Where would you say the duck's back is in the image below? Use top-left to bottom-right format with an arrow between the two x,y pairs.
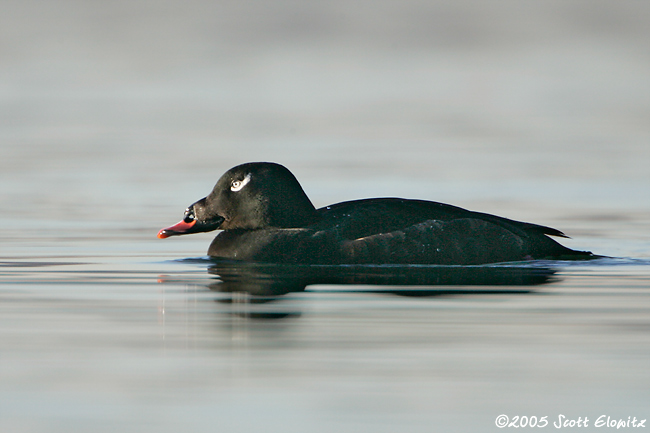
312,198 -> 585,264
207,198 -> 592,264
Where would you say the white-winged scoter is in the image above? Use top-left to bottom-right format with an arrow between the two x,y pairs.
158,162 -> 594,265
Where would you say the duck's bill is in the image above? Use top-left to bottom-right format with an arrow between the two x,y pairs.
157,216 -> 225,239
157,220 -> 197,238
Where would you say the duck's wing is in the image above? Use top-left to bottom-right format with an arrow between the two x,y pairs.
316,198 -> 566,240
341,217 -> 529,265
317,198 -> 589,263
465,209 -> 569,239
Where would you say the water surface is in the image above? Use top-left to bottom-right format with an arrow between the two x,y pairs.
2,1 -> 650,431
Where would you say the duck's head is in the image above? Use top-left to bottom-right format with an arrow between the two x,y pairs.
158,162 -> 319,238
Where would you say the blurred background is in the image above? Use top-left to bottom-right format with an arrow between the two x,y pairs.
2,0 -> 649,231
1,1 -> 650,432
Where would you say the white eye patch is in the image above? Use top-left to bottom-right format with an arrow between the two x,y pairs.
230,174 -> 251,192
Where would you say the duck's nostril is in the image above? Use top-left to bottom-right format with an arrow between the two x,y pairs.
183,208 -> 195,223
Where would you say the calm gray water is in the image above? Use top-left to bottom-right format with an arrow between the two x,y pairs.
2,1 -> 650,432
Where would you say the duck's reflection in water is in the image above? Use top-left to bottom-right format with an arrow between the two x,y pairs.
205,260 -> 559,319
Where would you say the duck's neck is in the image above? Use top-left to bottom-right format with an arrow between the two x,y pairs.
267,191 -> 320,228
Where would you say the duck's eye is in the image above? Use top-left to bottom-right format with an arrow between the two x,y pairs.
230,174 -> 251,192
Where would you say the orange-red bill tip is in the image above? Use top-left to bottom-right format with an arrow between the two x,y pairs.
157,219 -> 197,239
